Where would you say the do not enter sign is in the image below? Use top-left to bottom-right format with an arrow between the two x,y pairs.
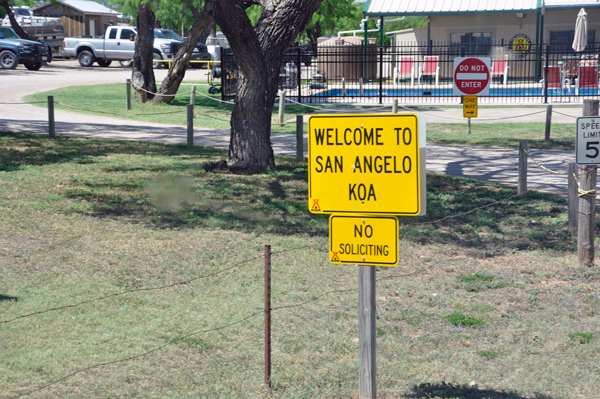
453,57 -> 491,96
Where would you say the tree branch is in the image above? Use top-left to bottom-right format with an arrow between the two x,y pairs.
153,5 -> 213,103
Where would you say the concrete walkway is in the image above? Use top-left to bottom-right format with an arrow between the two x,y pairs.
0,59 -> 579,199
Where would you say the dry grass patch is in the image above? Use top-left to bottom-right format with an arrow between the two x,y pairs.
1,132 -> 599,398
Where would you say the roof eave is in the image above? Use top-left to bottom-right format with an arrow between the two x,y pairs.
33,0 -> 119,15
364,10 -> 539,18
546,4 -> 600,10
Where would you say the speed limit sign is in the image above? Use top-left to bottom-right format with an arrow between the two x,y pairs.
576,117 -> 600,165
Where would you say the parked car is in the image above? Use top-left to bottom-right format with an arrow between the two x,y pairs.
2,6 -> 64,55
155,29 -> 212,68
62,26 -> 180,68
0,26 -> 51,70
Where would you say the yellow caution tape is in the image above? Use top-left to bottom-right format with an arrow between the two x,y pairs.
573,172 -> 598,197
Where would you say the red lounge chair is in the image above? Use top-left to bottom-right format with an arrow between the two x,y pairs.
543,65 -> 566,95
575,65 -> 599,96
393,56 -> 415,85
418,56 -> 439,86
491,55 -> 509,85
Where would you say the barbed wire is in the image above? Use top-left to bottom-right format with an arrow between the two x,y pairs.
1,244 -> 320,326
4,310 -> 263,399
4,266 -> 423,398
413,191 -> 526,226
270,271 -> 419,311
0,255 -> 263,325
271,244 -> 320,256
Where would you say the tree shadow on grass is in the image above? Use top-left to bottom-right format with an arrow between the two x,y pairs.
0,294 -> 18,302
397,174 -> 578,257
0,131 -> 226,172
405,381 -> 554,399
1,131 -> 584,253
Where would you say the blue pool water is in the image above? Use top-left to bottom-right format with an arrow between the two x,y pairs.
313,88 -> 598,97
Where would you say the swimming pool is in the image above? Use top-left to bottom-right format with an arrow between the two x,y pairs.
313,87 -> 598,97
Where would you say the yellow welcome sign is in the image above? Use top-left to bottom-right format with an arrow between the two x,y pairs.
308,113 -> 426,216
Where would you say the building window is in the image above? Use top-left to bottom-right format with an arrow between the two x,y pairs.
549,30 -> 596,52
450,32 -> 492,55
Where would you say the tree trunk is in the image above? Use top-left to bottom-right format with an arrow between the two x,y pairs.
0,0 -> 35,41
132,2 -> 156,103
228,63 -> 276,173
199,22 -> 216,45
209,0 -> 324,174
153,7 -> 213,104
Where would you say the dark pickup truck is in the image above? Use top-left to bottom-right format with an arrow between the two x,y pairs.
0,26 -> 51,70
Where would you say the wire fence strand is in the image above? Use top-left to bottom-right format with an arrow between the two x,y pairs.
4,266 -> 423,399
55,102 -> 186,116
0,101 -> 47,105
1,244 -> 321,326
5,310 -> 263,399
553,110 -> 578,119
414,191 -> 526,226
0,255 -> 263,325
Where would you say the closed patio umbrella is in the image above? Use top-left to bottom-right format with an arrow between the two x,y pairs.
572,8 -> 587,52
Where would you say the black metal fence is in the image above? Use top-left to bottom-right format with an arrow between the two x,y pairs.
221,40 -> 600,105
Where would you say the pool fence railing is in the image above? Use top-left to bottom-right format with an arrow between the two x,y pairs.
221,40 -> 600,105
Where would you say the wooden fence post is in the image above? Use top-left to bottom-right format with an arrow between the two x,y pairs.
296,115 -> 303,162
578,164 -> 597,267
545,105 -> 552,142
126,79 -> 131,110
278,91 -> 285,127
48,96 -> 55,139
518,141 -> 528,197
264,245 -> 272,388
358,265 -> 376,399
578,99 -> 599,267
568,162 -> 579,234
190,85 -> 196,110
187,104 -> 194,148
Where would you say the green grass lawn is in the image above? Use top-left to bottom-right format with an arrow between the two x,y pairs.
27,84 -> 578,150
1,132 -> 599,398
25,83 -> 321,135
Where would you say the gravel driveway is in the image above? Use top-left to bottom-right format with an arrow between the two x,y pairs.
0,59 -> 578,198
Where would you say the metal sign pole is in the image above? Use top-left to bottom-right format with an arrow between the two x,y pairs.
358,265 -> 376,399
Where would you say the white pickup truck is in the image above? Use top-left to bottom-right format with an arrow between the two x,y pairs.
62,26 -> 179,68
